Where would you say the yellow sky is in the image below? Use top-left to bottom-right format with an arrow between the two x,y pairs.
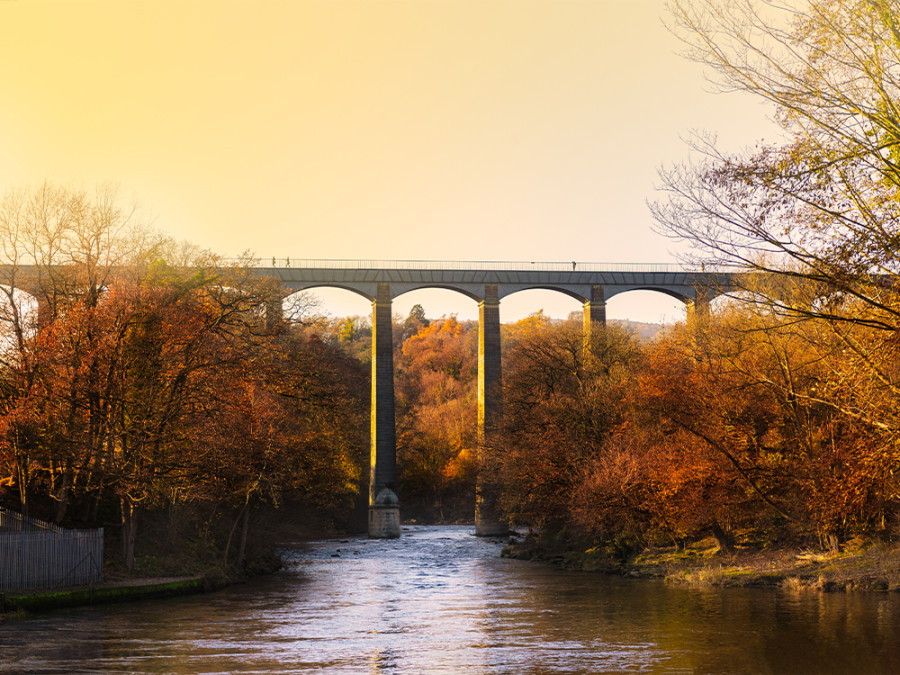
0,0 -> 776,321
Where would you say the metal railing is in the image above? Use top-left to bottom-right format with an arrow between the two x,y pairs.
0,508 -> 103,591
223,258 -> 716,273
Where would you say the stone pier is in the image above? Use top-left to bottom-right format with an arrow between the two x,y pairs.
369,282 -> 400,538
475,284 -> 507,536
582,284 -> 606,353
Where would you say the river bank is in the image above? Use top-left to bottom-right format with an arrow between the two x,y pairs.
0,576 -> 211,616
502,535 -> 900,592
0,545 -> 284,620
0,510 -> 351,621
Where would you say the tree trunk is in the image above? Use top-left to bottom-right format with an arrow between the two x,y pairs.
821,532 -> 840,553
223,501 -> 248,568
710,521 -> 733,554
53,465 -> 72,524
121,496 -> 139,572
237,506 -> 251,568
16,460 -> 29,517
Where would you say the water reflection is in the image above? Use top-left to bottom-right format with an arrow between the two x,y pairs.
2,525 -> 900,673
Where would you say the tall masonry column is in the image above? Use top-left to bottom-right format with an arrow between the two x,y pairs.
687,287 -> 711,324
476,284 -> 507,536
264,296 -> 284,334
369,282 -> 400,538
582,284 -> 606,351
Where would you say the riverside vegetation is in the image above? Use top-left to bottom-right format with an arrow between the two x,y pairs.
0,184 -> 371,587
3,204 -> 900,593
499,0 -> 900,591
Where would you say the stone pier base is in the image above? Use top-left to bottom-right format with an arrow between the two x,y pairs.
475,487 -> 508,537
474,519 -> 509,537
369,488 -> 401,538
368,507 -> 400,538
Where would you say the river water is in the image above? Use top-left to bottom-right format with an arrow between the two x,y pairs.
2,525 -> 900,673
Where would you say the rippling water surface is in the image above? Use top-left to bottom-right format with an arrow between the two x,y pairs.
3,525 -> 900,673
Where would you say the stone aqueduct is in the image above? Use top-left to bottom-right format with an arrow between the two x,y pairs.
0,259 -> 733,538
256,260 -> 735,538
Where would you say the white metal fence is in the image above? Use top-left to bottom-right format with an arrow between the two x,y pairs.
0,508 -> 103,591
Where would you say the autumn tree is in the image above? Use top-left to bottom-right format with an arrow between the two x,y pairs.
654,1 -> 900,323
0,184 -> 371,573
489,318 -> 642,532
395,315 -> 478,521
583,296 -> 900,552
650,0 -> 900,545
320,315 -> 371,363
187,324 -> 368,567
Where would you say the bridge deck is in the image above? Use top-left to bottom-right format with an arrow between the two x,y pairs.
242,260 -> 735,303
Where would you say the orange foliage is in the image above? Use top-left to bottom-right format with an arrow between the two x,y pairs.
395,316 -> 477,521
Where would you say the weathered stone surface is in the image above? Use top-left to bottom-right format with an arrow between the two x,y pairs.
475,285 -> 506,536
369,284 -> 397,507
368,505 -> 400,538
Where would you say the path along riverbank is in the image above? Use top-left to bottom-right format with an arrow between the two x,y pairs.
502,535 -> 900,592
0,575 -> 217,617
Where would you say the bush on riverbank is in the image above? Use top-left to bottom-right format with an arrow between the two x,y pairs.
490,310 -> 900,593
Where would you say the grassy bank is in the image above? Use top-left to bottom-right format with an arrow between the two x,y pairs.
0,556 -> 273,620
0,576 -> 211,614
502,535 -> 900,592
0,505 -> 320,620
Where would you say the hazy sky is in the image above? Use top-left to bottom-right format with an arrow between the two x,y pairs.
0,0 -> 777,322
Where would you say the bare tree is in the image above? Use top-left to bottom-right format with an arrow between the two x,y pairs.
652,0 -> 900,329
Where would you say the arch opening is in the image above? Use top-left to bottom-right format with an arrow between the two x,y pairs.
605,289 -> 687,325
0,286 -> 38,363
499,288 -> 584,323
291,286 -> 373,321
391,288 -> 480,322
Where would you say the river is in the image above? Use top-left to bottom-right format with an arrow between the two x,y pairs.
2,525 -> 900,673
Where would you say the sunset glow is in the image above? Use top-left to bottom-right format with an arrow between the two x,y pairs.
0,0 -> 777,320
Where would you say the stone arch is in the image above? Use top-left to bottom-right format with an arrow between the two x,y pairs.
389,286 -> 482,329
285,282 -> 374,303
496,286 -> 589,333
390,284 -> 484,304
604,286 -> 689,303
280,285 -> 374,327
497,284 -> 589,304
602,287 -> 691,325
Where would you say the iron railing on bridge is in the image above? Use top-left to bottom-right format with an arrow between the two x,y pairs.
223,258 -> 717,273
0,507 -> 103,591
